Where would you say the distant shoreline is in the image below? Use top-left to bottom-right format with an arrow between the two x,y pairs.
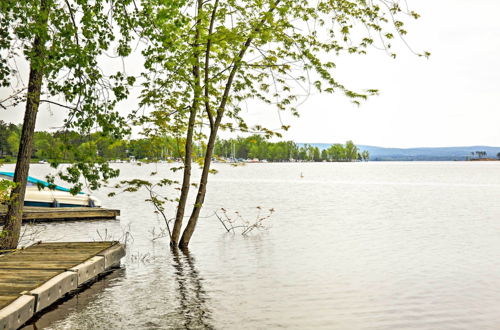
1,159 -> 499,166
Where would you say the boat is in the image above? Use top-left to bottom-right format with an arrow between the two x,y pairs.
0,171 -> 101,208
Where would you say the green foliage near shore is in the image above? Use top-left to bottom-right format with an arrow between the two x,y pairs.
0,123 -> 367,163
215,135 -> 369,162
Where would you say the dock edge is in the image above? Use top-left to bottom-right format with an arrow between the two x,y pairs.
0,242 -> 126,330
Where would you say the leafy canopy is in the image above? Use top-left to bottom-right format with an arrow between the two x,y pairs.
138,0 -> 428,140
0,0 -> 137,192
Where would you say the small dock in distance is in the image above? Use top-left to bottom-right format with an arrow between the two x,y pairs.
0,206 -> 120,223
0,241 -> 125,330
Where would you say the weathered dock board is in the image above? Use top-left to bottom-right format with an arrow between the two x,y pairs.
0,241 -> 125,330
0,206 -> 120,223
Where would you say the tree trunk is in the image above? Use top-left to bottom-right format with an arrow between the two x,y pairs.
170,0 -> 203,247
0,0 -> 49,250
178,0 -> 281,248
170,104 -> 197,247
179,126 -> 219,248
179,53 -> 250,248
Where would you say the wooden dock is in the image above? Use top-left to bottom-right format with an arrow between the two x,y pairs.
0,206 -> 120,223
0,241 -> 125,329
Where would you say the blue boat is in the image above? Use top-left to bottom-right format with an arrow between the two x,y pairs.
0,172 -> 101,208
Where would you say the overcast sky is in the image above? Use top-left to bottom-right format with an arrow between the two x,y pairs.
1,0 -> 499,148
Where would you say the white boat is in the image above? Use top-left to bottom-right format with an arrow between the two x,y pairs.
0,172 -> 101,208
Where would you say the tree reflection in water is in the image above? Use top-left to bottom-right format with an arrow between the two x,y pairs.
171,248 -> 214,329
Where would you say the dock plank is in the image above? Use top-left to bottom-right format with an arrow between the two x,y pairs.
0,242 -> 118,311
0,206 -> 120,223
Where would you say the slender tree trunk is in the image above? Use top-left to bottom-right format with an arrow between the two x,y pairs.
0,0 -> 49,250
179,42 -> 249,249
178,125 -> 218,248
170,104 -> 197,247
170,0 -> 203,247
179,0 -> 281,248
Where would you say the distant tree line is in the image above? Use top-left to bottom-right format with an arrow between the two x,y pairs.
0,121 -> 187,162
215,136 -> 369,162
470,151 -> 487,159
0,122 -> 368,163
469,151 -> 500,160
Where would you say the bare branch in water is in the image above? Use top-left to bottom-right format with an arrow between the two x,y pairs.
214,207 -> 274,235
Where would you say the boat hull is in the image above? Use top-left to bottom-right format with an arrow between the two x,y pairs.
24,187 -> 101,208
24,201 -> 93,208
0,172 -> 101,208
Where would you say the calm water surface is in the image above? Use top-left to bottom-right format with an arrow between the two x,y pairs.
6,162 -> 500,329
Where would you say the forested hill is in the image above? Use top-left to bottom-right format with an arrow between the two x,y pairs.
302,144 -> 500,161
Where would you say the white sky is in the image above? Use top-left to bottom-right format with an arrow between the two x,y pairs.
1,0 -> 499,148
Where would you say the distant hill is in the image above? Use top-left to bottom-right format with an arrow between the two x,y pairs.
298,143 -> 500,161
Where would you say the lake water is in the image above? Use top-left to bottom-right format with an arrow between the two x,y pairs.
5,161 -> 499,329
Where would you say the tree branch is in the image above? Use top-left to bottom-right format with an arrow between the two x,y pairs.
39,99 -> 78,111
215,0 -> 282,123
64,0 -> 80,47
204,0 -> 219,130
0,88 -> 27,108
